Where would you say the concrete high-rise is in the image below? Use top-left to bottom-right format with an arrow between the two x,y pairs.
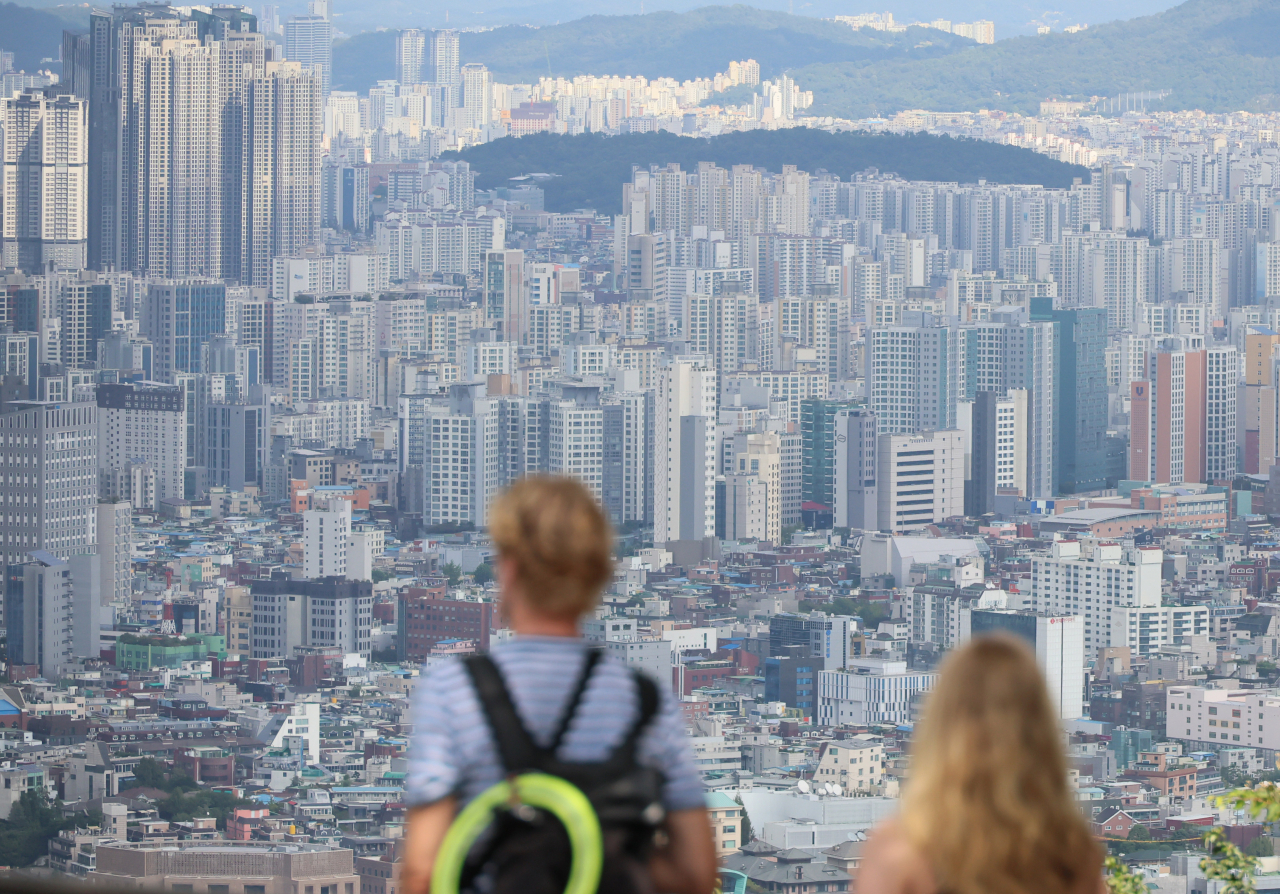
0,400 -> 98,578
243,62 -> 322,288
1,93 -> 88,272
832,407 -> 877,530
396,29 -> 426,86
876,430 -> 965,533
654,356 -> 717,548
867,312 -> 959,435
284,15 -> 332,94
96,382 -> 188,508
460,63 -> 491,131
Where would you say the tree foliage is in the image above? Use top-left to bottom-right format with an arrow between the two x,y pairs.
801,596 -> 890,628
0,790 -> 96,868
1246,836 -> 1274,858
442,563 -> 463,586
1127,823 -> 1152,841
1103,855 -> 1148,894
1202,826 -> 1257,894
472,563 -> 494,586
445,130 -> 1085,214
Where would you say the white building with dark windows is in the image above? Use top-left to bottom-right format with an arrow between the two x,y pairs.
818,658 -> 937,726
96,382 -> 186,508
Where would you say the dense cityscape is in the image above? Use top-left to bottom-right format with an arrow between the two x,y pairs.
0,0 -> 1279,890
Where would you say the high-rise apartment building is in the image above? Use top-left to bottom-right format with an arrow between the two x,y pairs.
867,312 -> 960,435
1,93 -> 88,272
654,356 -> 717,547
284,15 -> 332,94
5,551 -> 101,678
244,62 -> 322,287
1029,538 -> 1163,654
303,496 -> 350,579
1129,336 -> 1237,485
0,400 -> 98,577
460,63 -> 491,131
96,383 -> 188,508
97,500 -> 132,608
424,384 -> 500,528
396,29 -> 426,86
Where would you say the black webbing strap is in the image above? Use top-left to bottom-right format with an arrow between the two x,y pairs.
619,669 -> 661,755
464,648 -> 604,774
548,648 -> 604,753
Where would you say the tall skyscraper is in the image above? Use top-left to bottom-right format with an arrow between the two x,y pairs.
867,312 -> 960,436
460,62 -> 492,131
396,29 -> 426,86
142,281 -> 227,382
284,15 -> 333,95
244,61 -> 322,287
0,400 -> 99,576
430,29 -> 460,119
1,93 -> 88,272
76,6 -> 314,283
654,356 -> 717,547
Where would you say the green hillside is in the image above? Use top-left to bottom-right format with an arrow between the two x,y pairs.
442,129 -> 1089,214
332,0 -> 1280,116
796,0 -> 1280,116
332,6 -> 973,93
0,3 -> 89,73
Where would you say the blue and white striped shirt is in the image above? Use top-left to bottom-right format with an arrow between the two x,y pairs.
405,636 -> 705,812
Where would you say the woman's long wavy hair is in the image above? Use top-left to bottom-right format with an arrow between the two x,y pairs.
900,634 -> 1101,894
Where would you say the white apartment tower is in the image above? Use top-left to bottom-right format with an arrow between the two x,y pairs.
1029,538 -> 1164,654
96,383 -> 188,509
303,496 -> 350,579
654,356 -> 717,547
0,401 -> 98,584
1,93 -> 88,272
396,29 -> 426,86
867,312 -> 959,435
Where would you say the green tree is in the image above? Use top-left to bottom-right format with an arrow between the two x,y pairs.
1246,836 -> 1274,858
349,685 -> 362,698
735,795 -> 753,846
131,757 -> 168,789
1202,826 -> 1257,894
1103,856 -> 1147,894
1127,824 -> 1152,842
371,648 -> 398,663
372,568 -> 394,583
442,563 -> 462,586
473,563 -> 494,585
0,790 -> 91,867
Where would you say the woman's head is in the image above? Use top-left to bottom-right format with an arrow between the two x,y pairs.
901,634 -> 1100,894
487,475 -> 613,620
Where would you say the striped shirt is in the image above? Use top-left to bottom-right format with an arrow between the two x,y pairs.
405,636 -> 705,812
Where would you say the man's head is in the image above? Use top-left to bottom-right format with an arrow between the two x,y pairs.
488,475 -> 613,620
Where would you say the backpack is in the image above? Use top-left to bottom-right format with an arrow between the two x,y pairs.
454,648 -> 665,894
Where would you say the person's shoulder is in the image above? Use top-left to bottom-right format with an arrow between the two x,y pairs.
858,818 -> 937,894
414,656 -> 474,694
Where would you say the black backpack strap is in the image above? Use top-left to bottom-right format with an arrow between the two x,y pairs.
618,668 -> 661,756
548,647 -> 604,753
464,654 -> 542,773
